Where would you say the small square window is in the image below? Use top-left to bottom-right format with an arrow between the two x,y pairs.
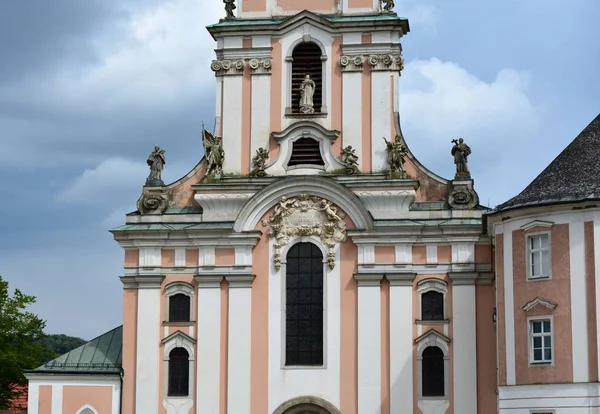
527,234 -> 550,279
530,319 -> 553,364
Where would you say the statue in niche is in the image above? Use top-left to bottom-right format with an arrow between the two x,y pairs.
299,73 -> 316,114
341,145 -> 360,174
252,147 -> 269,176
380,0 -> 395,12
146,146 -> 166,186
451,137 -> 472,178
223,0 -> 236,19
383,135 -> 409,177
202,128 -> 225,178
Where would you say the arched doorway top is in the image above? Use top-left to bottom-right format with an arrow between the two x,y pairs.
273,396 -> 341,414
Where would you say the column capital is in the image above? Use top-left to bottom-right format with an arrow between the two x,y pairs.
354,273 -> 384,287
448,271 -> 478,286
475,272 -> 494,285
194,275 -> 223,288
226,274 -> 255,288
339,55 -> 364,72
386,272 -> 417,286
211,59 -> 246,77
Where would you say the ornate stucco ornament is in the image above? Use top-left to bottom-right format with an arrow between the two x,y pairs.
448,181 -> 480,210
251,147 -> 269,176
262,194 -> 348,271
137,189 -> 169,215
249,58 -> 273,74
339,55 -> 364,72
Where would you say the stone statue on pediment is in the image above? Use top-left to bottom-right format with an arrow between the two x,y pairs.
383,135 -> 408,177
146,146 -> 166,186
451,137 -> 471,178
341,145 -> 360,174
202,128 -> 224,178
380,0 -> 395,12
224,0 -> 236,19
252,147 -> 269,176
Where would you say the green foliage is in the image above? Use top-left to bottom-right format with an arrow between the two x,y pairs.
0,275 -> 49,410
40,334 -> 87,364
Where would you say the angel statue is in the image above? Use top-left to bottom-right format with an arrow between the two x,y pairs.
451,137 -> 472,178
202,128 -> 225,178
299,73 -> 316,114
380,0 -> 395,12
252,147 -> 269,176
383,135 -> 408,176
146,146 -> 166,185
224,0 -> 236,19
341,145 -> 360,174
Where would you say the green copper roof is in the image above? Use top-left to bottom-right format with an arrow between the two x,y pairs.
29,326 -> 122,374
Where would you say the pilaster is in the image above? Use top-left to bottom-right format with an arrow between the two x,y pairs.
388,273 -> 416,414
448,271 -> 478,413
226,274 -> 255,414
354,273 -> 383,414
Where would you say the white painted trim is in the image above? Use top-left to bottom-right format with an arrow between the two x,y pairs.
426,244 -> 438,264
416,278 -> 447,320
522,296 -> 557,312
27,377 -> 120,385
594,216 -> 600,380
163,332 -> 195,400
527,316 -> 554,366
358,244 -> 375,265
174,248 -> 186,267
136,287 -> 161,414
111,382 -> 121,414
520,220 -> 554,231
199,247 -> 216,266
569,219 -> 589,381
370,70 -> 391,173
525,231 -> 552,280
27,382 -> 39,414
251,72 -> 272,157
415,330 -> 450,401
504,227 -> 516,385
222,75 -> 243,174
341,70 -> 362,169
51,384 -> 63,414
395,244 -> 411,264
164,282 -> 195,322
499,381 -> 600,411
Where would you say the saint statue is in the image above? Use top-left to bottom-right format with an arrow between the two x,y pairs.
202,128 -> 225,178
341,145 -> 360,174
224,0 -> 236,19
299,73 -> 316,114
380,0 -> 395,12
383,135 -> 408,176
252,147 -> 269,176
451,138 -> 472,178
146,146 -> 166,185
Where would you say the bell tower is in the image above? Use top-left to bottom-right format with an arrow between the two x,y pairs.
206,0 -> 408,176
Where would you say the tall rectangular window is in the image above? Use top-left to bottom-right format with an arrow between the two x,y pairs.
530,319 -> 552,364
528,234 -> 550,279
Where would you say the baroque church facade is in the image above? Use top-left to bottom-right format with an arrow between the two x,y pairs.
24,1 -> 600,413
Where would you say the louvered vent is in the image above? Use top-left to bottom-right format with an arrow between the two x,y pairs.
291,42 -> 322,113
288,138 -> 324,167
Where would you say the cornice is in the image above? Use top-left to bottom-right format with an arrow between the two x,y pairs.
386,272 -> 417,286
226,274 -> 255,288
353,273 -> 384,287
120,275 -> 165,289
522,296 -> 558,312
193,275 -> 223,288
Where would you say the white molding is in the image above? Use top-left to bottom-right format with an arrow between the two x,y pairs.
51,384 -> 63,414
426,244 -> 438,264
417,278 -> 447,321
522,296 -> 557,312
525,231 -> 552,280
569,219 -> 588,381
162,331 -> 195,402
520,219 -> 554,231
352,188 -> 417,220
395,244 -> 411,264
136,286 -> 161,414
198,247 -> 215,266
174,248 -> 186,267
504,227 -> 516,385
234,176 -> 373,232
194,191 -> 253,222
27,382 -> 39,414
527,316 -> 554,366
235,246 -> 253,266
389,281 -> 413,414
26,376 -> 120,384
358,244 -> 375,265
498,382 -> 600,411
415,329 -> 450,404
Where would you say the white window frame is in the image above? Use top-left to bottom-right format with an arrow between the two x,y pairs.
280,237 -> 329,370
163,332 -> 195,399
526,232 -> 551,280
416,331 -> 450,400
164,282 -> 195,323
528,316 -> 554,365
416,278 -> 448,322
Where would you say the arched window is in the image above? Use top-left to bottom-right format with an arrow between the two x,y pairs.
169,293 -> 191,322
422,346 -> 444,397
285,242 -> 324,366
168,347 -> 190,396
421,291 -> 444,321
291,42 -> 322,114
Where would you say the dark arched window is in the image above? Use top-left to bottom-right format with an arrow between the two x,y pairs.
169,294 -> 191,322
168,348 -> 189,396
421,291 -> 444,321
291,42 -> 322,114
285,242 -> 323,366
422,346 -> 444,397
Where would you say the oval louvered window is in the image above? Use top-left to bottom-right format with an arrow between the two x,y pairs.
291,42 -> 322,114
288,137 -> 324,167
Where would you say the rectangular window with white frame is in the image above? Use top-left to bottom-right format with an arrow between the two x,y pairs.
527,233 -> 550,279
529,317 -> 553,364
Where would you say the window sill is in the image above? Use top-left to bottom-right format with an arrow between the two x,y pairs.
163,321 -> 195,326
284,112 -> 328,119
416,319 -> 450,325
527,276 -> 551,281
530,361 -> 553,366
282,364 -> 327,370
419,396 -> 448,401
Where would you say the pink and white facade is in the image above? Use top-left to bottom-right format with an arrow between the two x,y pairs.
25,0 -> 600,412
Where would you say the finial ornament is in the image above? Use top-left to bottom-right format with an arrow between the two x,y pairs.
341,145 -> 360,174
299,73 -> 316,114
146,146 -> 166,186
252,147 -> 269,176
380,0 -> 395,13
202,127 -> 225,179
451,137 -> 472,179
223,0 -> 236,19
383,135 -> 409,178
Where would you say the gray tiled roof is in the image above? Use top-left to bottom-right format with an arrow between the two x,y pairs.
28,326 -> 122,374
493,114 -> 600,213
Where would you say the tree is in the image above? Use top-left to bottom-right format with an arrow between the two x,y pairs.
0,275 -> 50,410
41,334 -> 87,364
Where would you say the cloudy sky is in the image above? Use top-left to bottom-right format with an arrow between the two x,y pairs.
1,0 -> 598,340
